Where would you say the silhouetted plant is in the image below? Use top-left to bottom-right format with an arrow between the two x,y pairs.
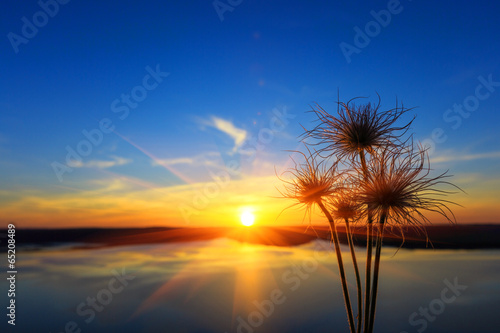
279,95 -> 460,333
304,96 -> 415,333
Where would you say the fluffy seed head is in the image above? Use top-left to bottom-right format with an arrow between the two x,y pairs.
278,148 -> 341,212
328,189 -> 362,221
357,144 -> 460,227
304,96 -> 414,161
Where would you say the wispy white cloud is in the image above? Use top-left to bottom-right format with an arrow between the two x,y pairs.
69,156 -> 132,169
153,151 -> 221,167
156,157 -> 194,166
200,116 -> 247,153
431,151 -> 500,164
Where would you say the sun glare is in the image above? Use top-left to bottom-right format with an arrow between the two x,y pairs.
240,210 -> 255,227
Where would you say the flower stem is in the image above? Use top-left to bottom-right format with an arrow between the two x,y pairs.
368,213 -> 386,333
359,150 -> 373,333
345,218 -> 362,333
317,200 -> 356,333
364,219 -> 373,333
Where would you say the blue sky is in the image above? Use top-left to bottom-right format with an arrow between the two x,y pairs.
1,0 -> 499,226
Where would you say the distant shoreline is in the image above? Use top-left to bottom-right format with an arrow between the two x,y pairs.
3,224 -> 500,250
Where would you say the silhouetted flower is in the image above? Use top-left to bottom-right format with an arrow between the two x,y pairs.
304,96 -> 413,162
278,148 -> 341,215
358,144 -> 459,228
328,189 -> 362,221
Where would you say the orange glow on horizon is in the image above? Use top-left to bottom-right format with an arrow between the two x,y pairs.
0,173 -> 498,228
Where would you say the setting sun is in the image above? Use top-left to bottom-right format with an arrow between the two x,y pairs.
240,210 -> 255,227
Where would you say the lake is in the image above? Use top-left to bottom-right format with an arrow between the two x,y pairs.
3,238 -> 500,333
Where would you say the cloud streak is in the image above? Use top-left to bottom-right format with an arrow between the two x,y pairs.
201,116 -> 247,153
431,151 -> 500,164
153,151 -> 221,167
156,157 -> 194,166
69,156 -> 132,169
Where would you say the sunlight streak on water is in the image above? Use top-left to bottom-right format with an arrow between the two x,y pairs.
4,239 -> 500,332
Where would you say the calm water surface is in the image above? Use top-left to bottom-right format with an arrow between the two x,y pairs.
2,239 -> 499,333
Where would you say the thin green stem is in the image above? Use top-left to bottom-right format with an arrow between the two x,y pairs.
345,218 -> 362,333
368,213 -> 386,333
317,201 -> 356,333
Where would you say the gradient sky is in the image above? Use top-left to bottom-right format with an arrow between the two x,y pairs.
1,0 -> 499,227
